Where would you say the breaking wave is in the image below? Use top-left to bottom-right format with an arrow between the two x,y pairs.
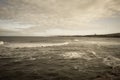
6,42 -> 69,48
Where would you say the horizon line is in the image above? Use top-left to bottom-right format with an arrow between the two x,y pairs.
0,32 -> 119,37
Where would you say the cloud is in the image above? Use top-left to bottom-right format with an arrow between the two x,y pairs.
0,0 -> 120,36
0,28 -> 19,36
0,0 -> 120,19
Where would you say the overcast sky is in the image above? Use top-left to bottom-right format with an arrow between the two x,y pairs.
0,0 -> 120,36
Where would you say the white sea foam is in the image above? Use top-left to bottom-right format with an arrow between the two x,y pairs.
61,52 -> 84,59
60,50 -> 101,60
60,52 -> 93,60
6,42 -> 69,48
84,41 -> 120,45
103,56 -> 120,68
74,39 -> 79,42
0,41 -> 4,45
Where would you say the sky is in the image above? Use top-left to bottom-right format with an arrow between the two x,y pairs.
0,0 -> 120,36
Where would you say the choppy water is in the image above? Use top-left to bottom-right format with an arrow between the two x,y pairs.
0,37 -> 120,80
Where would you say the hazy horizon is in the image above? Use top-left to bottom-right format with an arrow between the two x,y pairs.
0,0 -> 120,36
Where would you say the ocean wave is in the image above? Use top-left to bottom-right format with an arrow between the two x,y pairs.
6,42 -> 69,48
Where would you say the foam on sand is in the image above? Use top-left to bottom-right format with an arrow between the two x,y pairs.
6,42 -> 69,48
